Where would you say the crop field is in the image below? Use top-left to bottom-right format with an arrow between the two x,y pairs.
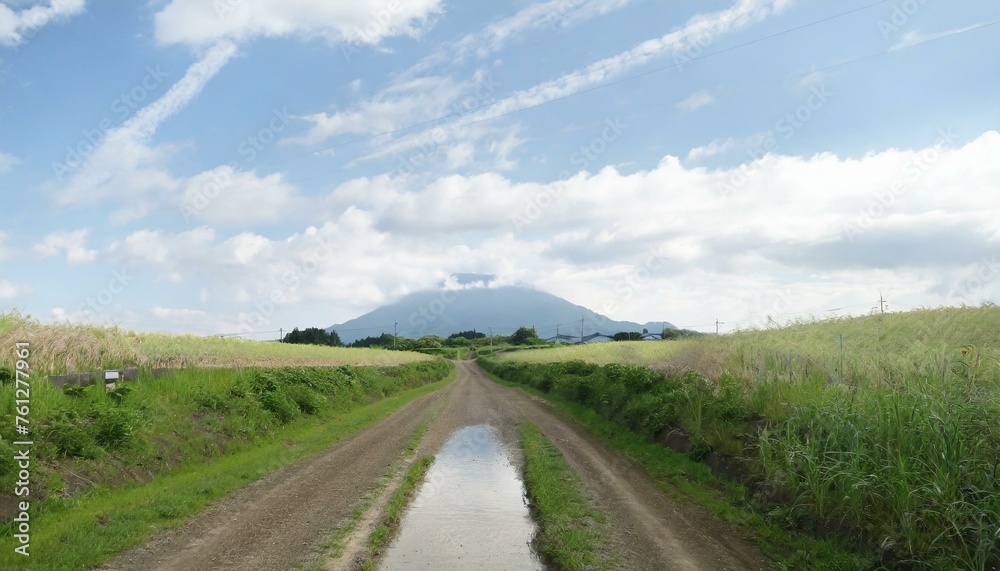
0,312 -> 430,375
484,304 -> 1000,569
499,339 -> 691,366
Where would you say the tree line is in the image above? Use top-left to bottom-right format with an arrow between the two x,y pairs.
281,326 -> 701,349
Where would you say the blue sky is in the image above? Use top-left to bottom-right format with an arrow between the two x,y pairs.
1,0 -> 998,337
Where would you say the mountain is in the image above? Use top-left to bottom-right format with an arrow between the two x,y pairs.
326,285 -> 675,344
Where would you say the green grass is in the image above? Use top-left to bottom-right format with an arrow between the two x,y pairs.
488,370 -> 865,569
361,455 -> 435,571
520,420 -> 612,570
483,305 -> 1000,569
0,363 -> 454,570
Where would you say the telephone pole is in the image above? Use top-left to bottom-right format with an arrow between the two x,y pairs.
879,292 -> 886,314
490,327 -> 493,352
580,315 -> 585,345
716,319 -> 725,335
393,321 -> 398,349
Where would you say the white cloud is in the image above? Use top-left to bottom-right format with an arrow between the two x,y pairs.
889,25 -> 984,51
464,0 -> 786,121
109,227 -> 215,269
0,230 -> 10,261
284,76 -> 466,146
400,0 -> 635,78
686,138 -> 737,161
33,228 -> 97,264
0,0 -> 85,46
676,90 -> 716,112
154,0 -> 442,49
104,130 -> 1000,333
0,279 -> 28,300
0,150 -> 20,173
331,0 -> 787,168
180,166 -> 304,225
53,41 -> 238,220
151,306 -> 208,320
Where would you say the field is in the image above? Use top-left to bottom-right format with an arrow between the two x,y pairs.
484,304 -> 1000,569
0,312 -> 430,374
500,338 -> 690,366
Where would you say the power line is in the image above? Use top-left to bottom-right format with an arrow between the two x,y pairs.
206,12 -> 1000,205
257,0 -> 892,169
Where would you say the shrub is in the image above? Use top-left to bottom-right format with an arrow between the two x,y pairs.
107,383 -> 133,403
44,412 -> 100,458
194,389 -> 230,412
286,385 -> 325,415
63,384 -> 88,398
258,390 -> 299,424
93,406 -> 142,449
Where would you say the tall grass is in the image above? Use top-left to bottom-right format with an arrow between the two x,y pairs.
0,311 -> 430,375
485,304 -> 1000,569
500,339 -> 692,366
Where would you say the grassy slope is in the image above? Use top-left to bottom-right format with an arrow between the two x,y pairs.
0,312 -> 429,374
487,305 -> 1000,569
0,367 -> 455,570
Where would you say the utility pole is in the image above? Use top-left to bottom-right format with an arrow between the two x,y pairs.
393,321 -> 398,349
580,315 -> 585,345
490,327 -> 493,352
279,328 -> 282,342
716,319 -> 725,335
879,292 -> 886,314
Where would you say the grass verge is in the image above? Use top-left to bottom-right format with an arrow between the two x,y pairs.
361,455 -> 435,570
483,369 -> 868,570
0,370 -> 455,570
520,420 -> 612,570
310,386 -> 447,570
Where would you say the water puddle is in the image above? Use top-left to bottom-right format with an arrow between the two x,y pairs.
380,424 -> 544,570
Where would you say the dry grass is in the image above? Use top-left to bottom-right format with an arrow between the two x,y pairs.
500,305 -> 1000,389
0,311 -> 431,374
499,340 -> 690,367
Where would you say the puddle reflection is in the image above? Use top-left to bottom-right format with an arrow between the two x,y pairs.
380,424 -> 543,570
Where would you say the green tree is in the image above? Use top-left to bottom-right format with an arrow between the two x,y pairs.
612,331 -> 642,341
510,326 -> 541,345
448,330 -> 486,340
281,327 -> 342,346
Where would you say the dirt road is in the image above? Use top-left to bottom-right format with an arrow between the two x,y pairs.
102,361 -> 766,570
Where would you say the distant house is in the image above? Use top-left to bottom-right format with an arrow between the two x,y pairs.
582,333 -> 613,343
640,332 -> 663,340
545,333 -> 580,344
